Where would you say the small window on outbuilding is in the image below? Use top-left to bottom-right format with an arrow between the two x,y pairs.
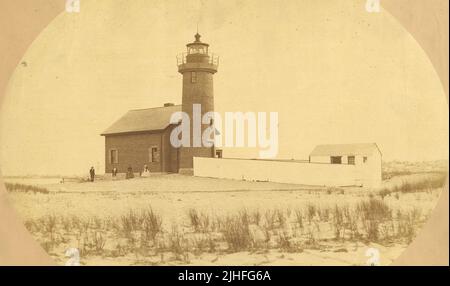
348,156 -> 355,165
109,149 -> 118,164
191,71 -> 197,83
331,156 -> 342,164
363,156 -> 368,163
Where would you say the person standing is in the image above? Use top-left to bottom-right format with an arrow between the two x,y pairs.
126,166 -> 134,179
89,166 -> 95,182
112,167 -> 118,178
141,165 -> 150,177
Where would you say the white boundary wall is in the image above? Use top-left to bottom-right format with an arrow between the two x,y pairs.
193,158 -> 373,187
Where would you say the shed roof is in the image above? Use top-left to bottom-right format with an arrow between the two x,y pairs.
101,105 -> 181,136
309,143 -> 381,156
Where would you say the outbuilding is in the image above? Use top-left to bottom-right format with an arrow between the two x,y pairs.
309,143 -> 382,187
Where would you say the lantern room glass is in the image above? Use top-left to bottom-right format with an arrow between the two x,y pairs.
187,44 -> 208,55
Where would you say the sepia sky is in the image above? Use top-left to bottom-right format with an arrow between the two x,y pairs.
0,0 -> 448,176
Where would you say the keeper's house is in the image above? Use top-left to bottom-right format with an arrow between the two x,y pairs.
101,104 -> 181,174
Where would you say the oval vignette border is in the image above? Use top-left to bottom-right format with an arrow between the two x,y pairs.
0,0 -> 448,266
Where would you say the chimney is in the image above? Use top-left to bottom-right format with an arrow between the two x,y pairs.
164,103 -> 175,107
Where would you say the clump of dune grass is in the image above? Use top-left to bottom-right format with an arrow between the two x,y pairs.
357,199 -> 392,221
187,209 -> 211,233
250,209 -> 262,226
93,231 -> 107,252
319,207 -> 330,222
332,205 -> 345,240
263,210 -> 277,230
396,208 -> 422,243
295,209 -> 304,230
221,215 -> 253,252
168,226 -> 190,263
142,208 -> 163,242
378,173 -> 447,199
382,171 -> 412,180
356,199 -> 392,241
306,204 -> 317,224
36,214 -> 63,252
120,209 -> 143,237
277,230 -> 299,253
191,233 -> 217,255
397,174 -> 447,193
275,209 -> 287,228
76,229 -> 107,256
187,209 -> 201,232
378,188 -> 391,200
4,182 -> 49,194
40,214 -> 58,240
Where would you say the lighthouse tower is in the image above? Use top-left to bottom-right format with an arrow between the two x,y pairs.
177,33 -> 219,172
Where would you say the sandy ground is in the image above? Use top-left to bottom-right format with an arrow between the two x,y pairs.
4,169 -> 446,266
81,242 -> 405,266
6,173 -> 440,219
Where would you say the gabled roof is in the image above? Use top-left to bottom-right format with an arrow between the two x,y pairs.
309,143 -> 381,156
101,105 -> 181,136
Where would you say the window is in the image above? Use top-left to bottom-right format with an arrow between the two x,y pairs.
188,46 -> 207,54
191,71 -> 197,83
348,156 -> 355,165
331,156 -> 342,164
149,147 -> 160,163
109,149 -> 118,164
216,149 -> 223,158
363,156 -> 368,163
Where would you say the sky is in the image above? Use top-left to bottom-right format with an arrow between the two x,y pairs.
0,0 -> 448,176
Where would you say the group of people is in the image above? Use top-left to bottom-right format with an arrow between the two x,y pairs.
88,165 -> 151,182
112,166 -> 135,179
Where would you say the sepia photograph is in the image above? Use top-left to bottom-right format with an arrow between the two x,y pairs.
0,0 -> 448,269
